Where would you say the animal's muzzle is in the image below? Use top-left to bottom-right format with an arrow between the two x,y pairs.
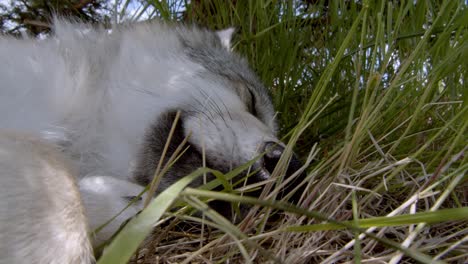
250,141 -> 306,203
208,141 -> 307,219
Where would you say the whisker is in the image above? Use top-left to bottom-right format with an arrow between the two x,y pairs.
199,88 -> 227,125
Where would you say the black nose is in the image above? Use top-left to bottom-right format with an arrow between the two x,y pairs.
263,141 -> 285,173
260,141 -> 306,203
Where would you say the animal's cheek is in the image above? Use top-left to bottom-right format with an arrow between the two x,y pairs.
183,117 -> 224,150
182,118 -> 235,168
182,114 -> 277,172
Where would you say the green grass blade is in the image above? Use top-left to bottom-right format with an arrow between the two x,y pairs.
97,168 -> 208,264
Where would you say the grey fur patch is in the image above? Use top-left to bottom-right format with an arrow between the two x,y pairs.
176,28 -> 277,132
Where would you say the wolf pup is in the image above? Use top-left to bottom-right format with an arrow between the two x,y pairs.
0,20 -> 304,263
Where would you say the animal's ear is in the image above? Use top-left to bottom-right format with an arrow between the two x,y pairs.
216,27 -> 236,51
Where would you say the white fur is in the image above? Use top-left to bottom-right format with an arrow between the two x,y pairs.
0,20 -> 278,178
0,20 -> 279,262
0,132 -> 94,264
0,21 -> 274,179
79,176 -> 146,244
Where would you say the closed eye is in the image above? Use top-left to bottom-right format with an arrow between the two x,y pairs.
248,89 -> 257,117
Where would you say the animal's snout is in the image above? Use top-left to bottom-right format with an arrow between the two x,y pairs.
263,141 -> 285,173
252,141 -> 306,203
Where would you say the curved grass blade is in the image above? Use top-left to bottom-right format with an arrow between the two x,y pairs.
97,167 -> 209,264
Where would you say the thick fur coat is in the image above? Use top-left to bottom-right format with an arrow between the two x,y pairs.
0,20 -> 301,263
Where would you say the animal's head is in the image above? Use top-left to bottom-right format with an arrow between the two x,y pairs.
132,25 -> 305,208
